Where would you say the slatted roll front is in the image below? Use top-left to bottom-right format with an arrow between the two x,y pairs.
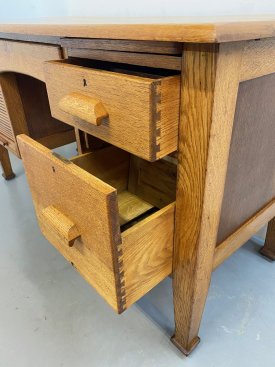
0,83 -> 14,142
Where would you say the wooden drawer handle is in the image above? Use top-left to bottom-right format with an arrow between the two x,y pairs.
40,205 -> 80,247
58,92 -> 108,126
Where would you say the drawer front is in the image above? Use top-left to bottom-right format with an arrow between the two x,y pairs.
0,40 -> 62,81
18,135 -> 174,313
44,60 -> 180,161
18,134 -> 121,311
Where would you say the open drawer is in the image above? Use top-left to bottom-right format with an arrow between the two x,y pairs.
44,59 -> 180,161
18,134 -> 176,313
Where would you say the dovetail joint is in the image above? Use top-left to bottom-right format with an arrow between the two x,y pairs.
116,243 -> 127,313
151,81 -> 162,159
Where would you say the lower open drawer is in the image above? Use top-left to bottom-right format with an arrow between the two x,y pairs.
18,135 -> 176,313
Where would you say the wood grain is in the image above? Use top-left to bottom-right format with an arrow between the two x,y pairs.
18,134 -> 122,311
0,40 -> 62,81
44,60 -> 180,161
40,205 -> 81,247
128,155 -> 176,208
117,191 -> 153,226
67,48 -> 182,71
61,38 -> 182,54
122,203 -> 175,308
1,16 -> 275,43
58,92 -> 109,126
172,42 -> 244,355
70,146 -> 129,193
19,138 -> 176,312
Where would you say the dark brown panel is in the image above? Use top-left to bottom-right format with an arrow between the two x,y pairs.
15,74 -> 72,140
217,74 -> 275,244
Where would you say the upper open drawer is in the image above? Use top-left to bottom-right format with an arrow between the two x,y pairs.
18,135 -> 176,313
44,59 -> 180,161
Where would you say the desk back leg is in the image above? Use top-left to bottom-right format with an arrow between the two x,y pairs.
260,218 -> 275,261
0,145 -> 15,180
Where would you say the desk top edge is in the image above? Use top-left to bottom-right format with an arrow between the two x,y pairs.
1,16 -> 275,43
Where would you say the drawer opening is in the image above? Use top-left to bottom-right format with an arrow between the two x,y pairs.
15,73 -> 74,146
70,145 -> 177,231
0,72 -> 74,155
67,57 -> 180,78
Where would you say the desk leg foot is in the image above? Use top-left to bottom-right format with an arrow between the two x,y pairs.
171,335 -> 200,356
0,146 -> 15,180
260,218 -> 275,261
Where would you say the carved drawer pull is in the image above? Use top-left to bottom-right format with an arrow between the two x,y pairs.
40,205 -> 80,247
58,92 -> 108,126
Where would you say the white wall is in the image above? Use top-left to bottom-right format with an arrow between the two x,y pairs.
1,0 -> 275,19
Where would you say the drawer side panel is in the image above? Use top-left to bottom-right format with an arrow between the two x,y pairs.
121,203 -> 175,309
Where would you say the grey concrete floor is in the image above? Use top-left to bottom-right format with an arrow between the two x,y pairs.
1,144 -> 275,367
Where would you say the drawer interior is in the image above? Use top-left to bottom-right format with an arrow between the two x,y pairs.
70,145 -> 177,231
66,57 -> 180,78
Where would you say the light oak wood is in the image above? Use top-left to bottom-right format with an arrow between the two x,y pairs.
44,60 -> 180,161
172,42 -> 244,355
214,200 -> 275,269
70,146 -> 129,193
128,155 -> 176,208
122,203 -> 175,308
117,191 -> 153,226
18,135 -> 123,312
0,40 -> 62,81
67,48 -> 182,71
58,92 -> 109,126
40,205 -> 81,247
18,135 -> 175,313
1,16 -> 275,43
260,216 -> 275,261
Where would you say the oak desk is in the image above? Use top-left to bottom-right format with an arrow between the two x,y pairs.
0,17 -> 275,356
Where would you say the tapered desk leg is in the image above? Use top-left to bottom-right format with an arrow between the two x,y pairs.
260,218 -> 275,261
0,145 -> 15,180
171,42 -> 244,355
